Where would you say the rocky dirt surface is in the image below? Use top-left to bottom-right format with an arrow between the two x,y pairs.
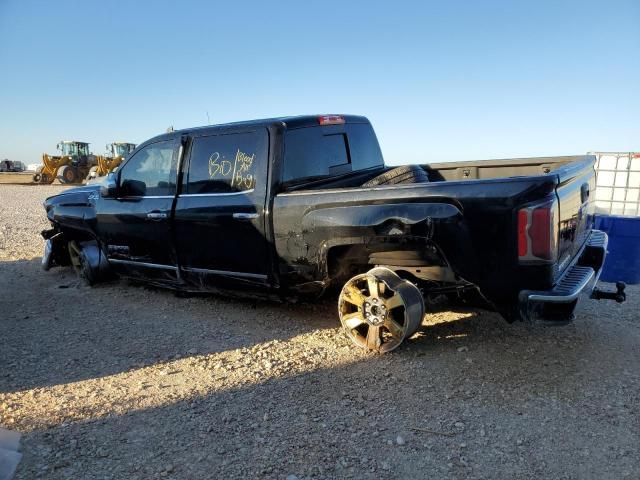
0,184 -> 639,479
0,185 -> 71,260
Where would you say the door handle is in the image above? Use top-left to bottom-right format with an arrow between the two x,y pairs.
147,212 -> 168,220
232,212 -> 259,221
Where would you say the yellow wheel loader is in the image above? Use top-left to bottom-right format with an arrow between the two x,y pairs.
33,141 -> 97,184
87,142 -> 136,180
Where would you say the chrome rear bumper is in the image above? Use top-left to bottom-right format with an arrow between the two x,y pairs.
518,230 -> 623,322
524,265 -> 595,303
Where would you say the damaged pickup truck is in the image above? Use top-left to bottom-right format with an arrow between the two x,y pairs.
41,114 -> 626,352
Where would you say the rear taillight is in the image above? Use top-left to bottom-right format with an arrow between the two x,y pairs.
518,199 -> 558,263
517,210 -> 529,257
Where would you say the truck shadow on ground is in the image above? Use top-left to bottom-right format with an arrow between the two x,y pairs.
11,314 -> 635,480
1,258 -> 570,395
5,261 -> 637,479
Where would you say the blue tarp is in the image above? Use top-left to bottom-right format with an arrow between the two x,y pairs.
594,215 -> 640,284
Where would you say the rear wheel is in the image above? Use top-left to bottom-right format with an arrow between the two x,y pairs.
338,267 -> 425,353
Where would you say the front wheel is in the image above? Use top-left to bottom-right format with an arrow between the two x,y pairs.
86,165 -> 99,181
68,241 -> 96,285
338,267 -> 425,353
57,165 -> 78,184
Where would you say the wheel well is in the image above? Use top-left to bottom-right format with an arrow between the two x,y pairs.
59,227 -> 95,244
327,244 -> 370,283
49,226 -> 98,261
326,240 -> 449,286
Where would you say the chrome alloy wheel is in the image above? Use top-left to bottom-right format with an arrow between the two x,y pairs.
338,267 -> 425,353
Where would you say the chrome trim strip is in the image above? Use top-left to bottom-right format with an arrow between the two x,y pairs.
146,212 -> 168,219
178,189 -> 254,198
59,189 -> 97,195
182,266 -> 267,280
108,258 -> 178,271
232,212 -> 259,220
116,195 -> 175,200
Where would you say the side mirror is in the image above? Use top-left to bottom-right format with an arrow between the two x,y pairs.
56,143 -> 61,151
100,174 -> 118,198
121,179 -> 146,197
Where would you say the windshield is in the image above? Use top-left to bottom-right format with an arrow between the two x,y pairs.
114,143 -> 135,157
61,143 -> 77,156
61,143 -> 89,156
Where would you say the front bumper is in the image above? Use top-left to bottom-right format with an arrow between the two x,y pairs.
518,230 -> 625,322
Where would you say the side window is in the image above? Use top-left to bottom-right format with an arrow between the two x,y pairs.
119,141 -> 176,196
346,123 -> 384,171
283,123 -> 384,183
187,131 -> 264,194
283,127 -> 350,182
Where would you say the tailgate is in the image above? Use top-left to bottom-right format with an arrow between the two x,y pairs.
554,157 -> 597,276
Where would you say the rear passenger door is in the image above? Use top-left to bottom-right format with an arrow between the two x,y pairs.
173,128 -> 270,286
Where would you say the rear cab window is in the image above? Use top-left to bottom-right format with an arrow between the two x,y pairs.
185,130 -> 268,194
283,122 -> 384,184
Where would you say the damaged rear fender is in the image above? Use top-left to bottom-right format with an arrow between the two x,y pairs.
301,202 -> 462,230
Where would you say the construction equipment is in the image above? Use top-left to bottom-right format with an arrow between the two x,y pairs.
1,159 -> 26,172
33,141 -> 97,184
87,142 -> 136,180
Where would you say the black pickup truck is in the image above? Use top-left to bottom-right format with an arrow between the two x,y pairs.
41,114 -> 625,352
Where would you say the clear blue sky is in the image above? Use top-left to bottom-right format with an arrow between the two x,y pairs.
1,0 -> 638,165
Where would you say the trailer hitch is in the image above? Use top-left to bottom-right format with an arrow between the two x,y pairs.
591,281 -> 626,303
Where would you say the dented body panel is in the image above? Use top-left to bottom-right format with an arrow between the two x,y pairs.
272,172 -> 567,304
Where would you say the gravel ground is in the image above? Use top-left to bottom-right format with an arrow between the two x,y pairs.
0,185 -> 70,260
0,184 -> 639,479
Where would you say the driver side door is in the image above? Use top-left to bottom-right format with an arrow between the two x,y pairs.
95,138 -> 179,281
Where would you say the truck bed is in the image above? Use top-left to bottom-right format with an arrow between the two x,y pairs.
273,155 -> 596,315
422,155 -> 585,181
284,156 -> 586,191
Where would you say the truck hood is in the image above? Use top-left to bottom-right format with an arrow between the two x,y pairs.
44,184 -> 101,225
44,184 -> 100,208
